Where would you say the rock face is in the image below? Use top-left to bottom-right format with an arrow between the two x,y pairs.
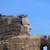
0,14 -> 33,50
0,14 -> 50,50
0,15 -> 31,39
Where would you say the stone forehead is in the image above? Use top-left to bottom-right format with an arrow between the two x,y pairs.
0,15 -> 25,24
0,15 -> 27,20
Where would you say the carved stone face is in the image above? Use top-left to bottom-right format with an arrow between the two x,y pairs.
22,17 -> 32,33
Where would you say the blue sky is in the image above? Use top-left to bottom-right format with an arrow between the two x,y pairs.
0,0 -> 50,36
